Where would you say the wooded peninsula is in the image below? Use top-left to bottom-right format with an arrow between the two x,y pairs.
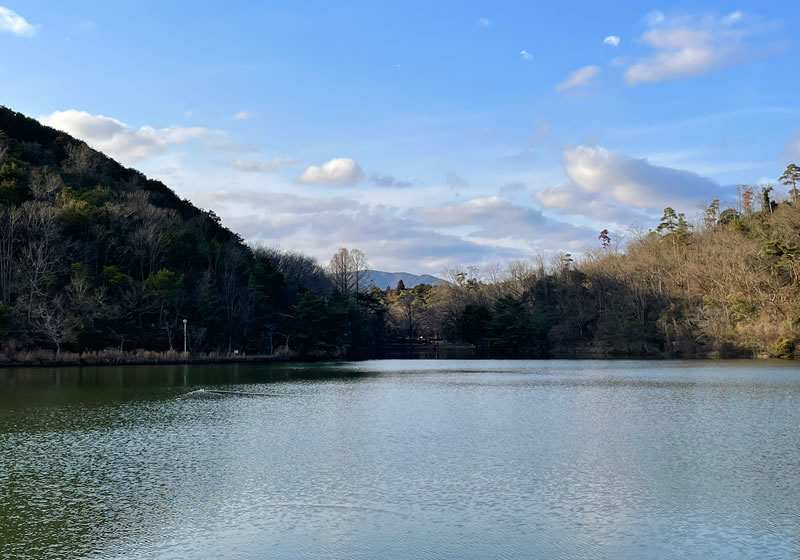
1,106 -> 799,362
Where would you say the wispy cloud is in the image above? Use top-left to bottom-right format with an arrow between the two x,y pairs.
369,173 -> 413,188
299,157 -> 365,186
233,110 -> 256,120
722,11 -> 743,25
39,109 -> 220,163
603,35 -> 620,47
624,11 -> 780,85
446,171 -> 469,189
0,6 -> 35,37
520,49 -> 533,61
478,17 -> 490,27
557,65 -> 600,91
645,10 -> 665,26
499,182 -> 527,196
414,196 -> 593,244
228,158 -> 298,173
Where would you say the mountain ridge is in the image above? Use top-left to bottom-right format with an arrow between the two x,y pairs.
366,270 -> 444,289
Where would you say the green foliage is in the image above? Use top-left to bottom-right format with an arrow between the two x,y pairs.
58,188 -> 97,228
145,268 -> 184,296
457,304 -> 492,345
763,240 -> 800,284
657,207 -> 678,235
410,283 -> 432,305
658,207 -> 691,243
770,336 -> 796,359
102,266 -> 132,286
760,186 -> 775,214
779,163 -> 800,203
704,200 -> 720,228
489,295 -> 544,355
0,157 -> 29,205
718,208 -> 740,226
727,294 -> 756,322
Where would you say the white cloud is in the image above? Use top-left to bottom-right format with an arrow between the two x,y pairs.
198,190 -> 531,272
562,145 -> 731,210
603,35 -> 620,47
228,158 -> 297,173
624,11 -> 775,85
39,109 -> 218,163
520,49 -> 533,60
478,17 -> 490,27
233,110 -> 256,120
556,65 -> 600,91
0,6 -> 35,37
533,183 -> 648,224
299,157 -> 365,186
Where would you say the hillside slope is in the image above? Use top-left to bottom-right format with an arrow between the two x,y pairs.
0,106 -> 294,355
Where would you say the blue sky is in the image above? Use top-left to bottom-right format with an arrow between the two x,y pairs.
2,0 -> 799,273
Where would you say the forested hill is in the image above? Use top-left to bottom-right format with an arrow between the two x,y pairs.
0,105 -> 285,355
1,105 -> 800,361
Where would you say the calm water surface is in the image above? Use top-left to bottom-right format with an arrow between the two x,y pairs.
1,360 -> 799,560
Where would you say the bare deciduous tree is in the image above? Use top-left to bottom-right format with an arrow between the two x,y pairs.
18,201 -> 60,319
29,167 -> 64,201
34,297 -> 74,355
328,247 -> 370,294
219,245 -> 251,353
123,192 -> 174,279
62,143 -> 98,178
350,248 -> 370,295
0,207 -> 19,302
329,248 -> 353,293
254,245 -> 331,294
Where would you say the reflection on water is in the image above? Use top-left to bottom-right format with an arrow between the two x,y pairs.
1,360 -> 799,559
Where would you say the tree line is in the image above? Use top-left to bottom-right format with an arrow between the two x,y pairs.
0,105 -> 799,360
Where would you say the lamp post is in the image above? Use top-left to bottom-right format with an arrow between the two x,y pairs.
183,319 -> 188,356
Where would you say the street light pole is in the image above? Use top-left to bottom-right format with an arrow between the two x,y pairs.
183,319 -> 188,356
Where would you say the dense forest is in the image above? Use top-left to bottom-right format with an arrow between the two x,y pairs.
0,105 -> 799,361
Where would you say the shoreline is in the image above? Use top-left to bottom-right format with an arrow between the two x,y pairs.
0,349 -> 783,369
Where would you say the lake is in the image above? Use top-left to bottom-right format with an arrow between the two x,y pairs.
1,360 -> 799,559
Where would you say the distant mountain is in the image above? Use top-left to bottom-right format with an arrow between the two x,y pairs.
366,270 -> 444,290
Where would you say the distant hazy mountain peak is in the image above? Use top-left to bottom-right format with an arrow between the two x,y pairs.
365,270 -> 444,289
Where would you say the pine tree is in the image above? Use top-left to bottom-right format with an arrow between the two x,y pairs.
704,200 -> 720,229
779,163 -> 800,205
760,186 -> 775,214
657,207 -> 679,235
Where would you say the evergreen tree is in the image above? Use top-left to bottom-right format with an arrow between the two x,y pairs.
760,186 -> 775,214
657,207 -> 679,235
779,163 -> 800,205
704,200 -> 720,229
